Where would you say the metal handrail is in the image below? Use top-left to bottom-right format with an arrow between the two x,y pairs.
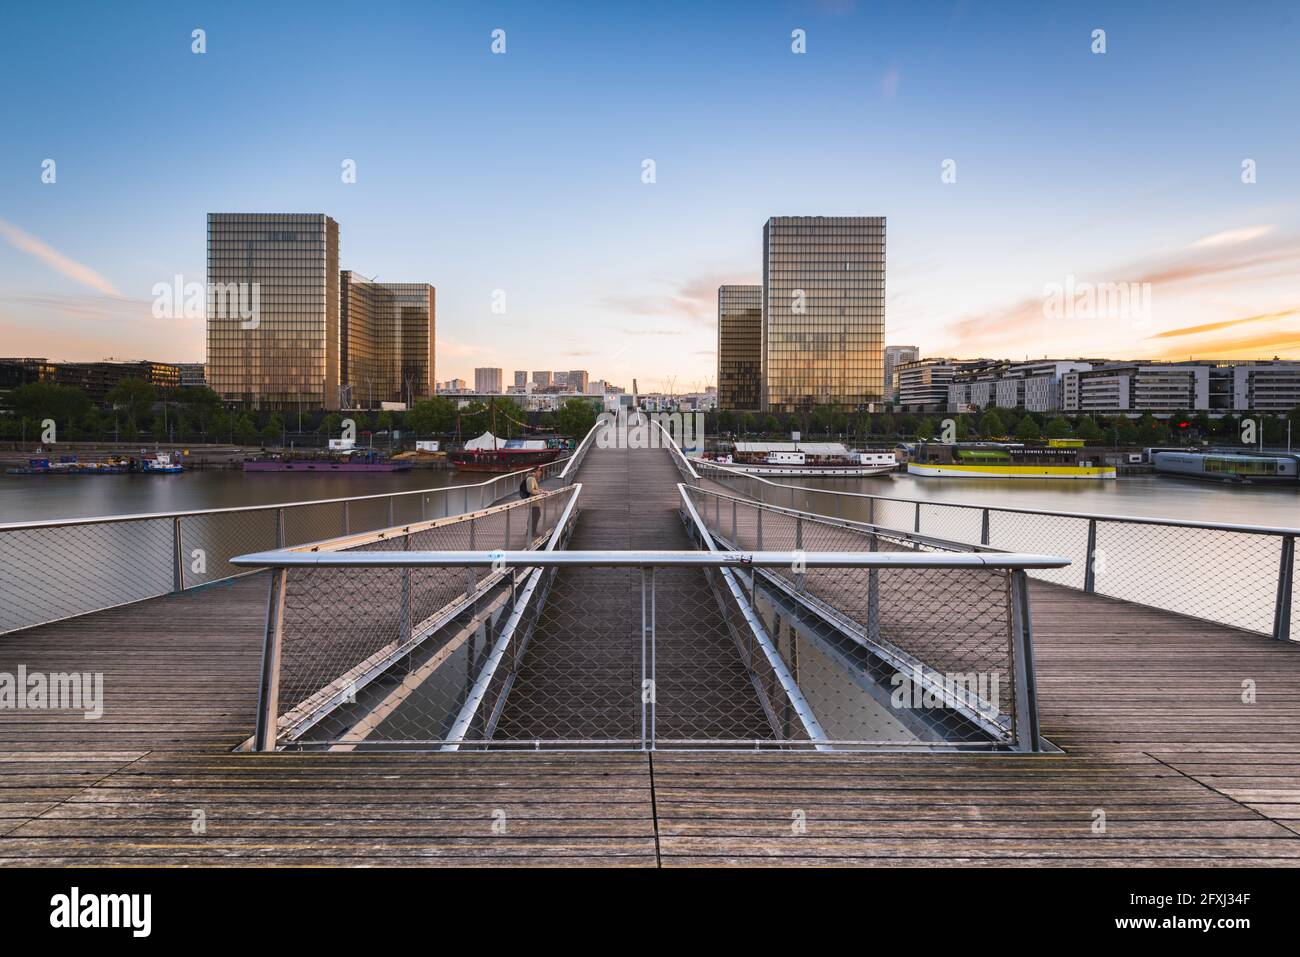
693,456 -> 1300,537
0,454 -> 573,532
232,549 -> 1069,570
558,420 -> 600,482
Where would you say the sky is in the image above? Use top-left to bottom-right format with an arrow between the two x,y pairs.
1,0 -> 1298,391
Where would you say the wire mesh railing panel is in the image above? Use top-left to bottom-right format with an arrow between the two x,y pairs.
678,487 -> 1021,746
346,498 -> 392,535
753,566 -> 1015,745
0,519 -> 175,632
1293,544 -> 1300,639
1092,521 -> 1281,634
651,566 -> 780,743
987,510 -> 1089,589
918,502 -> 985,548
490,566 -> 641,744
277,565 -> 407,719
282,502 -> 345,548
390,492 -> 425,526
871,498 -> 915,533
180,510 -> 279,587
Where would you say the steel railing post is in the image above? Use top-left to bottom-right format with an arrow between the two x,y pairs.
869,497 -> 876,527
1083,519 -> 1098,594
914,501 -> 921,533
342,501 -> 350,535
867,531 -> 880,641
640,568 -> 648,750
171,516 -> 184,592
387,497 -> 394,528
980,508 -> 990,546
275,508 -> 285,548
1008,570 -> 1043,752
254,568 -> 288,752
400,567 -> 413,646
1274,534 -> 1295,642
732,498 -> 738,542
648,566 -> 657,749
756,506 -> 764,551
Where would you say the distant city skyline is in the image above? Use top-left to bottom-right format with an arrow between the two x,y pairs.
2,1 -> 1298,385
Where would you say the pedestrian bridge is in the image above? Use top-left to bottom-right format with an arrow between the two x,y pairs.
1,420 -> 1298,865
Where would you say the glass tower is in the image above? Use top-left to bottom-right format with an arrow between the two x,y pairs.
717,285 -> 763,411
761,215 -> 885,412
340,272 -> 435,409
207,213 -> 340,410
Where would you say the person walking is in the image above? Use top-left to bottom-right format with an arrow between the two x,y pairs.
522,466 -> 543,539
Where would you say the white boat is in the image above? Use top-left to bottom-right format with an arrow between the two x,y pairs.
694,442 -> 896,477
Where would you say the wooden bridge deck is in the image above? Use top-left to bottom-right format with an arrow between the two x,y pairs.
2,444 -> 1299,866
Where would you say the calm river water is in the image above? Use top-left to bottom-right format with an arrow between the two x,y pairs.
2,467 -> 1297,526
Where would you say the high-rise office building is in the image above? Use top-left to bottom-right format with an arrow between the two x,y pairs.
883,345 -> 919,403
717,285 -> 763,411
761,216 -> 885,412
568,370 -> 589,393
475,367 -> 503,393
177,363 -> 207,389
532,371 -> 553,388
514,370 -> 529,390
339,271 -> 435,408
207,213 -> 340,410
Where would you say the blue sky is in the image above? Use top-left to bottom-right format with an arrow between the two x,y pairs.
1,0 -> 1298,389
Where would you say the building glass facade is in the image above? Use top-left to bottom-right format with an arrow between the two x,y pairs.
762,216 -> 885,412
339,272 -> 435,408
475,368 -> 503,394
207,213 -> 340,410
717,284 -> 763,410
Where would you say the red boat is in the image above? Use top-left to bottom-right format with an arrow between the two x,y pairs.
448,447 -> 562,473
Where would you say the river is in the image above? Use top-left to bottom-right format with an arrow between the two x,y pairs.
0,469 -> 468,523
2,467 -> 1296,527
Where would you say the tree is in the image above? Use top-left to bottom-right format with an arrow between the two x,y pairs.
810,405 -> 834,436
916,417 -> 935,440
1076,415 -> 1104,443
1045,415 -> 1071,439
554,398 -> 597,440
1015,415 -> 1041,442
262,413 -> 285,445
9,382 -> 91,434
233,413 -> 259,445
762,415 -> 781,435
406,397 -> 457,436
106,378 -> 156,437
1136,412 -> 1165,445
980,410 -> 1005,439
1114,416 -> 1138,445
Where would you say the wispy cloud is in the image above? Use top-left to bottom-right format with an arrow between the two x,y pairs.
598,272 -> 755,328
0,220 -> 123,297
941,228 -> 1300,357
1189,225 -> 1275,248
881,66 -> 901,100
1146,308 -> 1299,340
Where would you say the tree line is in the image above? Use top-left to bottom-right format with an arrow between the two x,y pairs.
712,405 -> 1300,447
0,380 -> 600,447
